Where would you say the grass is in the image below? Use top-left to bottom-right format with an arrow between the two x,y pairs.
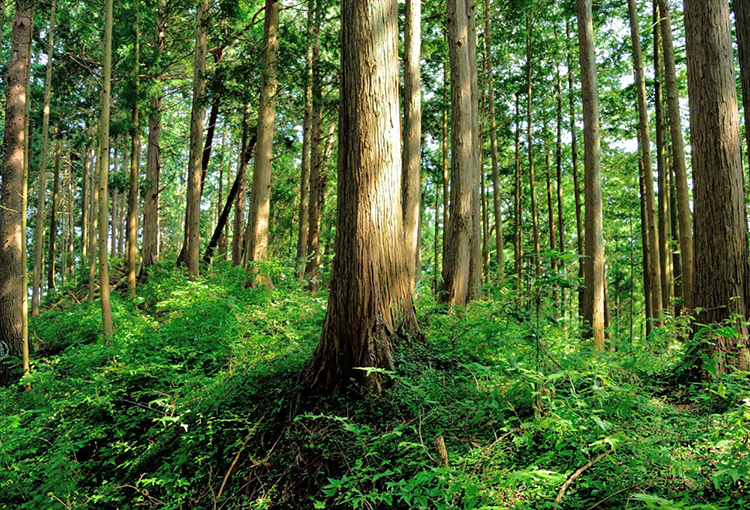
0,261 -> 748,509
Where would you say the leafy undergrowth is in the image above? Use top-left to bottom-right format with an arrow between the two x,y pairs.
1,263 -> 749,509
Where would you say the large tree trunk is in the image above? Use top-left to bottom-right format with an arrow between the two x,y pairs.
183,0 -> 209,277
98,0 -> 115,340
245,0 -> 280,287
576,0 -> 605,350
295,0 -> 315,277
627,0 -> 663,326
305,0 -> 418,393
659,0 -> 693,312
402,0 -> 421,288
736,0 -> 750,175
467,0 -> 482,300
685,0 -> 750,374
126,17 -> 140,297
47,140 -> 61,291
0,0 -> 33,386
31,0 -> 56,317
440,0 -> 475,310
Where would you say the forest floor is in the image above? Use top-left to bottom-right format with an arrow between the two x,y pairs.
1,261 -> 749,509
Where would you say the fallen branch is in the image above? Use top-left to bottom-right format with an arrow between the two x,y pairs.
555,450 -> 611,504
213,414 -> 265,510
583,478 -> 670,510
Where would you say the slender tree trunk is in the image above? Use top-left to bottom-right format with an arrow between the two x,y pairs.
126,16 -> 140,297
232,108 -> 251,266
305,122 -> 335,293
440,0 -> 475,309
21,28 -> 32,377
555,33 -> 566,309
98,0 -> 115,340
735,0 -> 750,178
402,0 -> 421,288
295,0 -> 315,277
109,144 -> 118,256
639,160 -> 653,337
245,0 -> 279,287
88,146 -> 98,301
31,0 -> 56,317
441,59 -> 449,277
81,143 -> 89,268
305,0 -> 418,392
526,16 -> 541,278
467,0 -> 482,300
659,0 -> 693,312
67,152 -> 74,276
483,0 -> 503,278
628,0 -> 663,326
0,0 -> 33,385
576,0 -> 605,350
685,0 -> 750,374
513,93 -> 523,288
48,140 -> 61,291
669,167 -> 682,314
654,0 -> 672,315
182,0 -> 209,277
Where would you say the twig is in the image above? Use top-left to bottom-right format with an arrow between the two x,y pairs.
213,414 -> 265,509
583,478 -> 669,510
555,450 -> 611,504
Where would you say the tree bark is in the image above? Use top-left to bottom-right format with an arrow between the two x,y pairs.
47,140 -> 61,291
232,108 -> 251,265
659,0 -> 693,312
440,0 -> 475,310
627,0 -> 663,326
513,93 -> 523,288
127,15 -> 140,297
32,0 -> 56,317
88,146 -> 98,302
245,0 -> 279,287
467,0 -> 482,300
685,0 -> 750,374
183,0 -> 209,277
0,0 -> 33,385
305,0 -> 418,392
402,0 -> 421,288
98,0 -> 115,340
576,0 -> 605,350
526,16 -> 541,279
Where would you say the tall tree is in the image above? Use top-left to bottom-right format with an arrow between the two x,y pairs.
440,0 -> 476,309
245,0 -> 280,287
0,0 -> 33,385
685,0 -> 750,374
47,140 -> 61,291
627,0 -> 663,326
736,0 -> 750,170
232,106 -> 251,266
305,0 -> 418,392
126,13 -> 140,296
31,0 -> 56,317
402,0 -> 421,287
658,0 -> 693,311
98,0 -> 115,340
526,15 -> 541,278
576,0 -> 605,350
183,0 -> 209,277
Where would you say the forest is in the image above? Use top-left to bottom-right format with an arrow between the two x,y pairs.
1,0 -> 749,507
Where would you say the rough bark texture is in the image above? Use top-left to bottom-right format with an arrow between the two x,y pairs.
98,0 -> 115,340
31,0 -> 56,317
402,0 -> 422,287
736,0 -> 750,175
659,0 -> 693,312
576,0 -> 605,350
466,0 -> 482,300
232,109 -> 251,266
305,0 -> 418,393
440,0 -> 475,309
685,0 -> 750,374
627,0 -> 663,325
245,0 -> 280,287
0,0 -> 33,386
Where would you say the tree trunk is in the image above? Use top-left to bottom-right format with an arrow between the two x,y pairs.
183,0 -> 209,277
98,0 -> 115,340
627,0 -> 663,326
126,16 -> 140,297
555,34 -> 565,309
576,0 -> 605,350
81,144 -> 89,268
305,0 -> 418,392
48,140 -> 61,291
31,0 -> 56,317
232,108 -> 251,266
245,0 -> 279,287
513,93 -> 523,288
66,152 -> 74,276
305,122 -> 335,293
0,0 -> 33,386
295,0 -> 315,277
685,0 -> 750,374
659,0 -> 693,312
735,0 -> 750,184
483,0 -> 503,278
88,146 -> 98,302
402,0 -> 421,288
526,16 -> 541,279
467,0 -> 482,300
639,160 -> 653,338
654,0 -> 673,315
440,0 -> 475,310
441,59 -> 449,281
